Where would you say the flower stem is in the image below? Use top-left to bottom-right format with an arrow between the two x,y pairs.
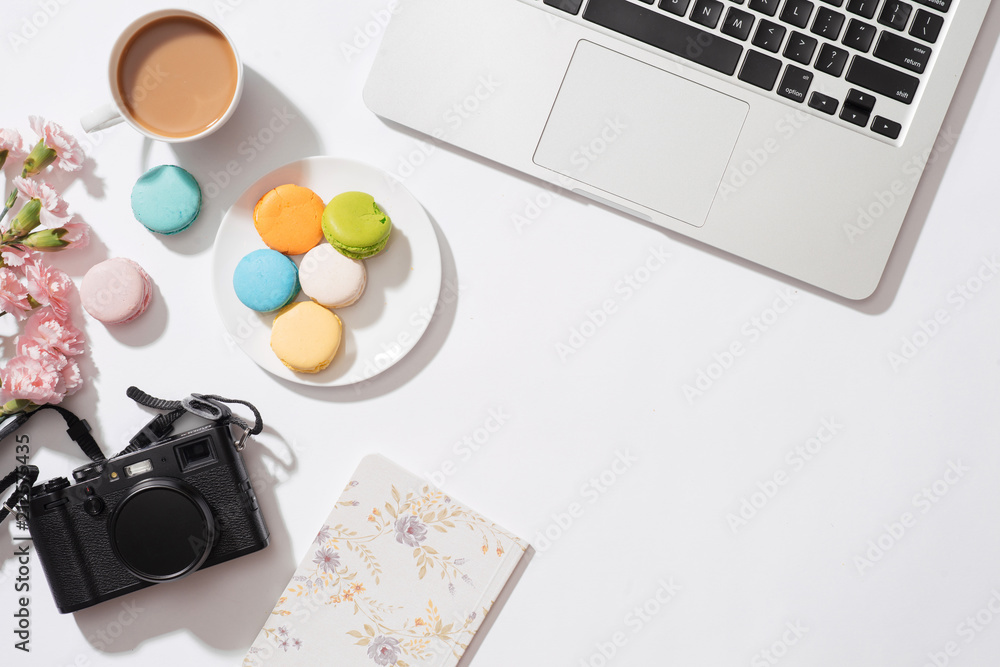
0,189 -> 16,225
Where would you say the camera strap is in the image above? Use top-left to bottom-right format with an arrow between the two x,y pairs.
0,404 -> 101,525
119,386 -> 263,456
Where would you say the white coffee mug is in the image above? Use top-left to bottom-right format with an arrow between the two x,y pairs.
81,9 -> 243,143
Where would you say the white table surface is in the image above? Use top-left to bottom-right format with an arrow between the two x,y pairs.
2,1 -> 999,666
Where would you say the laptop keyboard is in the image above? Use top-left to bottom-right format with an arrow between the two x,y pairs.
539,0 -> 952,142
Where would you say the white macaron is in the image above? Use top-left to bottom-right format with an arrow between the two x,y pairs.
299,243 -> 367,309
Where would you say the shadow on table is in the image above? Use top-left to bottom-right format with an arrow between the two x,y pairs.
72,427 -> 299,653
157,66 -> 323,257
274,209 -> 459,402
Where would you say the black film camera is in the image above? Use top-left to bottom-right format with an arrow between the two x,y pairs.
26,396 -> 269,613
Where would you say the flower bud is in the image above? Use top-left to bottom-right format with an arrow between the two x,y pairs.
0,149 -> 8,171
21,138 -> 57,177
1,398 -> 33,416
22,227 -> 69,251
7,198 -> 41,238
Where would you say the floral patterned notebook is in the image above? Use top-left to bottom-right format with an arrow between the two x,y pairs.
244,455 -> 528,667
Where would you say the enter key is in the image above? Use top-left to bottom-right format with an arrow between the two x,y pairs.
874,31 -> 932,73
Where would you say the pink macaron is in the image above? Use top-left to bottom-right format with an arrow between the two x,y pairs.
81,258 -> 153,324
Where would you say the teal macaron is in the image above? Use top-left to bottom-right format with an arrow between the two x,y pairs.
233,249 -> 301,312
131,165 -> 202,235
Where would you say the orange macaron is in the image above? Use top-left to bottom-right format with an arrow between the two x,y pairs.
253,184 -> 325,255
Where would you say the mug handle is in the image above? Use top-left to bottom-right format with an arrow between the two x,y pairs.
81,102 -> 124,133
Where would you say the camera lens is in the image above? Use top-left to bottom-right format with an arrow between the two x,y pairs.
109,479 -> 216,582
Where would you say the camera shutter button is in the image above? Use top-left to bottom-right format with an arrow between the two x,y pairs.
84,496 -> 105,515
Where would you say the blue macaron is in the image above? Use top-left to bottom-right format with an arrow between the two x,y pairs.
131,165 -> 202,235
233,249 -> 301,312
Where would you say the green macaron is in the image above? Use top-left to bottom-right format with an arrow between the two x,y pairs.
321,192 -> 392,259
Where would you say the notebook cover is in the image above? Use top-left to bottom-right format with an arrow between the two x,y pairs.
243,455 -> 528,667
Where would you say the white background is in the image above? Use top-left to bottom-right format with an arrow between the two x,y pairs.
1,1 -> 999,666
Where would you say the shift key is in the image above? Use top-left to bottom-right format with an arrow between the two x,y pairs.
846,55 -> 919,104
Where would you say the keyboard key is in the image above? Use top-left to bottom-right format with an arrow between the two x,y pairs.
583,0 -> 745,75
739,50 -> 783,89
660,0 -> 693,15
840,104 -> 870,126
846,0 -> 879,18
871,115 -> 902,138
874,31 -> 931,72
822,0 -> 845,7
777,65 -> 813,101
846,55 -> 920,103
816,43 -> 849,75
780,0 -> 815,27
732,0 -> 747,5
808,91 -> 839,113
722,8 -> 756,39
693,0 -> 726,27
752,20 -> 787,51
811,7 -> 846,38
912,0 -> 950,12
843,18 -> 877,51
878,0 -> 912,29
846,88 -> 876,109
909,9 -> 943,42
749,0 -> 782,15
784,31 -> 818,63
544,0 -> 584,14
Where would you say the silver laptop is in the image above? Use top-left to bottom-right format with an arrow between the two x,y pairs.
363,0 -> 991,299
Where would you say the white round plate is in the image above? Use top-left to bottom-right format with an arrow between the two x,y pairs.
211,157 -> 442,386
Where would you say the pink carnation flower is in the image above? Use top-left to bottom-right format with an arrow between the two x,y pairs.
24,258 -> 74,320
28,116 -> 84,173
0,355 -> 63,404
22,306 -> 85,357
0,267 -> 33,321
13,177 -> 71,227
57,217 -> 90,248
15,334 -> 82,399
0,128 -> 27,159
0,245 -> 33,268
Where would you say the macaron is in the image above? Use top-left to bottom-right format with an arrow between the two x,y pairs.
233,249 -> 300,312
131,165 -> 202,235
321,191 -> 392,259
254,184 -> 325,255
81,258 -> 153,324
299,243 -> 367,309
270,301 -> 343,373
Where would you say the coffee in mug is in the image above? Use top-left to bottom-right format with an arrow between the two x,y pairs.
81,10 -> 243,143
117,15 -> 239,139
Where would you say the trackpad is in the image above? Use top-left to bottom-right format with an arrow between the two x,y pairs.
533,41 -> 749,227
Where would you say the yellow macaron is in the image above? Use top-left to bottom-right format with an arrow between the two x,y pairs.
270,301 -> 343,373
